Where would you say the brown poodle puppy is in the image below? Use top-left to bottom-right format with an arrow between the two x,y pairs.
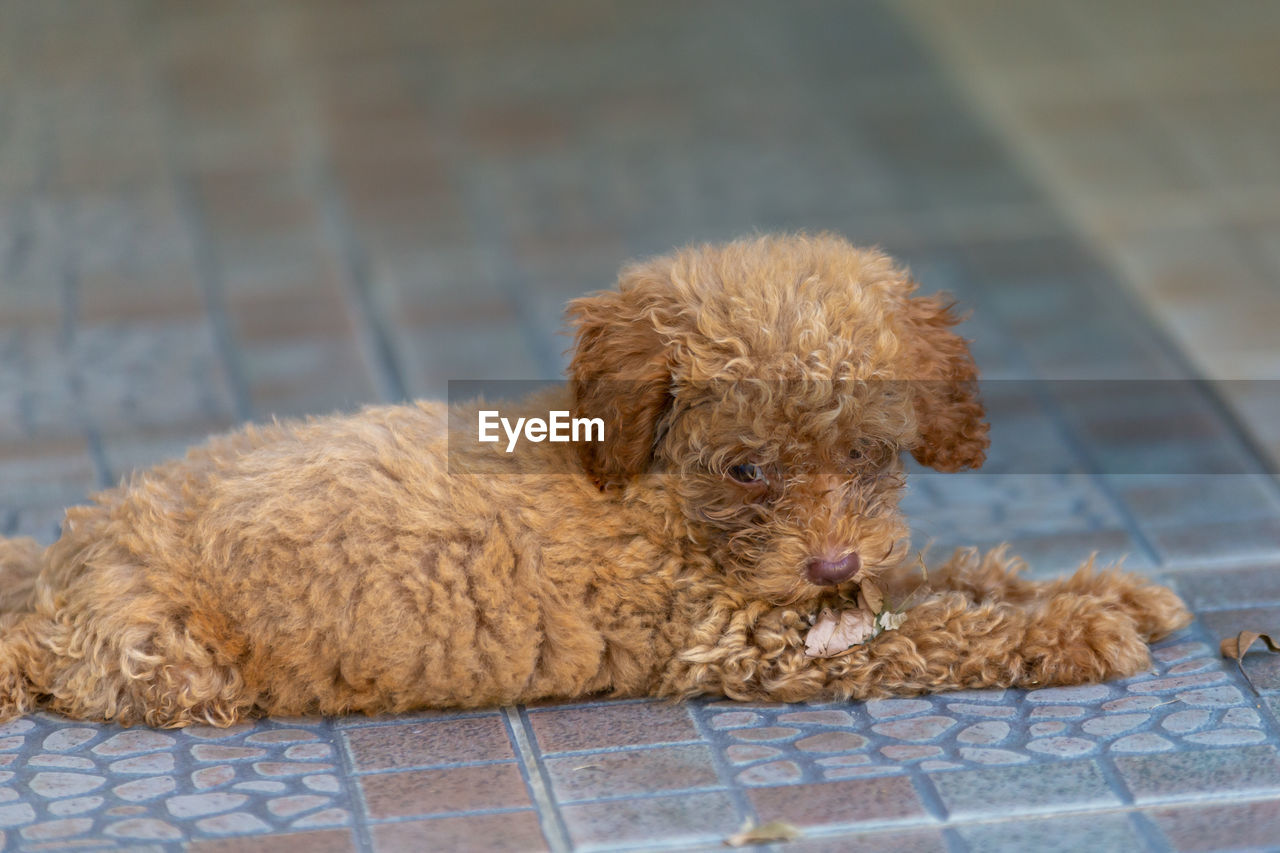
0,234 -> 1189,727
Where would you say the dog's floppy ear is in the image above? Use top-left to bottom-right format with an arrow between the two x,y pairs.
566,264 -> 677,488
899,291 -> 989,471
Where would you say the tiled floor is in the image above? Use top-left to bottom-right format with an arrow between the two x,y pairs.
1,1 -> 1279,851
902,0 -> 1280,464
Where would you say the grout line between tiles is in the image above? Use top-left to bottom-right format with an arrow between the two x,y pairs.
941,826 -> 969,853
1128,810 -> 1175,853
910,770 -> 952,823
331,717 -> 377,853
1096,753 -> 1136,809
503,706 -> 572,853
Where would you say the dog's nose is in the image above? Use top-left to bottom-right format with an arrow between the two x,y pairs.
805,552 -> 861,586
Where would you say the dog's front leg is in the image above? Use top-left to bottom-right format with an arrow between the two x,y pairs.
926,548 -> 1192,645
818,589 -> 1164,698
662,586 -> 1176,703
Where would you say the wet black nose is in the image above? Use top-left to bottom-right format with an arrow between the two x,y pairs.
805,552 -> 861,586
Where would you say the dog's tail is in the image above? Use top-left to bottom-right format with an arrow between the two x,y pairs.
0,536 -> 43,616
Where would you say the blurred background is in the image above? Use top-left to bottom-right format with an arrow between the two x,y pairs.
2,0 -> 1279,553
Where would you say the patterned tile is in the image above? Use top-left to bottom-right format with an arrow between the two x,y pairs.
1175,564 -> 1280,610
1199,606 -> 1280,637
0,716 -> 354,845
747,777 -> 929,831
690,632 -> 1274,784
69,323 -> 239,432
357,764 -> 530,819
783,827 -> 948,853
1199,607 -> 1280,694
543,745 -> 721,802
928,760 -> 1118,819
0,334 -> 80,445
0,437 -> 98,508
78,263 -> 207,326
1267,696 -> 1280,728
342,716 -> 514,772
559,791 -> 741,851
1114,475 -> 1280,531
1146,798 -> 1280,852
188,828 -> 358,853
903,473 -> 1124,545
953,813 -> 1146,853
1115,745 -> 1280,804
1148,519 -> 1280,567
369,812 -> 548,853
527,702 -> 699,754
920,528 -> 1154,578
241,339 -> 377,420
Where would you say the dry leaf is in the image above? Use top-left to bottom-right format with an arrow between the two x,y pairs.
859,581 -> 884,614
725,819 -> 802,847
835,609 -> 878,646
804,607 -> 839,656
805,607 -> 877,657
878,609 -> 907,632
1221,630 -> 1280,659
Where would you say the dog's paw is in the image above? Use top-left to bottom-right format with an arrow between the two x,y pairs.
1056,567 -> 1192,643
1127,581 -> 1193,642
1021,593 -> 1152,686
1093,572 -> 1193,642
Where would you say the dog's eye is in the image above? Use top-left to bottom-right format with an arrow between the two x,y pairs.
849,448 -> 863,461
728,463 -> 766,485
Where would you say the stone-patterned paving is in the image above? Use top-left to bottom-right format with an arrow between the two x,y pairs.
2,0 -> 1280,851
0,716 -> 353,844
694,632 -> 1270,789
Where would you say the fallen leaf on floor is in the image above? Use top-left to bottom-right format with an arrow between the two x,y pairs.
859,580 -> 884,614
1221,630 -> 1280,659
805,607 -> 839,656
878,609 -> 907,631
725,819 -> 802,847
805,607 -> 877,657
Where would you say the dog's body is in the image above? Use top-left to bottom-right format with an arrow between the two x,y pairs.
0,235 -> 1189,727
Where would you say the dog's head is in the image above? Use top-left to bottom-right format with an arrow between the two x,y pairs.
567,234 -> 987,604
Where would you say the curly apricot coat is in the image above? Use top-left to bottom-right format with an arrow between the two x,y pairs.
0,234 -> 1189,727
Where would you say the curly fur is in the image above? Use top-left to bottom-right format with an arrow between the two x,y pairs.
0,234 -> 1190,727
